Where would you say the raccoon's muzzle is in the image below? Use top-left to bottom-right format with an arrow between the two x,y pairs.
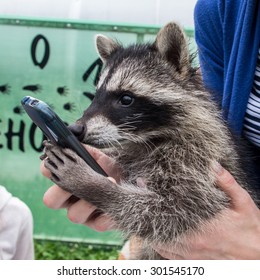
68,123 -> 86,142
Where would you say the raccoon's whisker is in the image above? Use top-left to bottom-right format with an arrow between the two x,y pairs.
132,136 -> 155,153
129,133 -> 156,151
125,113 -> 144,120
119,131 -> 155,153
113,137 -> 124,150
106,136 -> 123,150
104,133 -> 124,150
117,120 -> 142,131
117,124 -> 136,131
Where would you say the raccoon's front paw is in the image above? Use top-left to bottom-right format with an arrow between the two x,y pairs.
43,141 -> 92,193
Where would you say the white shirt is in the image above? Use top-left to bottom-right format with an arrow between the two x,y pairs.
0,186 -> 34,260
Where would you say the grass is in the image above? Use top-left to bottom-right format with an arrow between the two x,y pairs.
34,239 -> 120,260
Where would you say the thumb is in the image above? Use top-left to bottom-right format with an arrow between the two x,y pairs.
212,162 -> 255,210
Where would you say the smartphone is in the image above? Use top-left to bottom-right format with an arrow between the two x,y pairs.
21,96 -> 107,177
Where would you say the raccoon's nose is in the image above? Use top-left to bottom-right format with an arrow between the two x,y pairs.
68,123 -> 85,142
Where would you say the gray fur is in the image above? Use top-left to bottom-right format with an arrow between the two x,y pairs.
44,22 -> 259,259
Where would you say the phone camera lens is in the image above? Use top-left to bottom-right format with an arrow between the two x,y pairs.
30,99 -> 39,106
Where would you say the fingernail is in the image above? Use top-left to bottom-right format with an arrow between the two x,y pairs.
108,177 -> 116,184
212,161 -> 224,175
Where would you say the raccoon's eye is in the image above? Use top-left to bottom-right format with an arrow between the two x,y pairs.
119,94 -> 134,107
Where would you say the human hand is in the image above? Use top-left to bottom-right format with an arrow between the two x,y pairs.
40,145 -> 119,232
154,163 -> 260,260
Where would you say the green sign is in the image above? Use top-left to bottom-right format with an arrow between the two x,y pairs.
0,16 -> 195,244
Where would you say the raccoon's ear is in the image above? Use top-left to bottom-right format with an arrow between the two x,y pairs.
154,22 -> 190,74
95,34 -> 120,63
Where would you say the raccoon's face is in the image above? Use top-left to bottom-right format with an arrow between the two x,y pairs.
72,22 -> 197,150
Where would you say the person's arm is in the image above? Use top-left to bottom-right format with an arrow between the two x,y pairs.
154,164 -> 260,259
194,0 -> 224,98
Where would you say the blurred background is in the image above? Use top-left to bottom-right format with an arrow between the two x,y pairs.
0,0 -> 197,259
0,0 -> 196,27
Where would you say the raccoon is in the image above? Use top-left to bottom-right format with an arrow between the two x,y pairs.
44,22 -> 260,259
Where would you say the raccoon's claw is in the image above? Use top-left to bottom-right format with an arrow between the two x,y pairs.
40,153 -> 47,160
43,141 -> 77,163
44,158 -> 60,182
44,143 -> 76,174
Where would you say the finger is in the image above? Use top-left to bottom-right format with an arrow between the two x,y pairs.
83,144 -> 105,162
66,198 -> 116,231
84,145 -> 116,167
153,242 -> 187,260
67,199 -> 97,224
212,162 -> 253,208
155,249 -> 185,260
40,160 -> 51,178
43,185 -> 72,209
108,177 -> 116,184
84,145 -> 121,181
86,214 -> 117,232
67,196 -> 116,231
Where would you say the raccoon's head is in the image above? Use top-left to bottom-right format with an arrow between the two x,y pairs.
71,22 -> 201,151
